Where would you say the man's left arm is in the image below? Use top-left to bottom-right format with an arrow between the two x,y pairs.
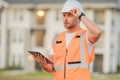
80,15 -> 102,43
70,8 -> 102,43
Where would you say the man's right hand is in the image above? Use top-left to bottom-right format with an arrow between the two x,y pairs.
33,53 -> 53,72
33,53 -> 47,67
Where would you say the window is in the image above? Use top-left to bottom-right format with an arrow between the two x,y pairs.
0,11 -> 1,24
36,30 -> 45,46
36,10 -> 46,25
13,9 -> 23,21
36,15 -> 45,24
94,10 -> 105,25
19,9 -> 23,21
31,30 -> 45,47
13,32 -> 16,43
56,9 -> 63,21
19,32 -> 23,43
94,54 -> 103,72
14,9 -> 17,21
12,30 -> 24,43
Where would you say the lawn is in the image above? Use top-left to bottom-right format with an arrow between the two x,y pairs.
0,70 -> 120,80
0,70 -> 53,80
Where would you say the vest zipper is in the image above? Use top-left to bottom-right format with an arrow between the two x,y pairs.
64,49 -> 68,80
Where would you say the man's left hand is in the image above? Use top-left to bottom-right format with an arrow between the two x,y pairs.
70,8 -> 81,18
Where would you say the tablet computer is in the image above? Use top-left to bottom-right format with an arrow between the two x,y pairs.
28,51 -> 54,64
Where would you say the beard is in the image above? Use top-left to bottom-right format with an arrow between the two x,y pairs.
64,22 -> 75,29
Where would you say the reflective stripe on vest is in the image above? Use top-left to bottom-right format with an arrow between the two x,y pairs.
54,32 -> 89,71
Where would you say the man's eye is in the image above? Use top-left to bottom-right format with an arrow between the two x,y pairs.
68,13 -> 72,16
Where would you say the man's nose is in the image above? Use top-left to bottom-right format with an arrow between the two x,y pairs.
64,16 -> 68,22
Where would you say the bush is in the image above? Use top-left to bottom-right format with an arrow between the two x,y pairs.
1,66 -> 23,71
117,66 -> 120,73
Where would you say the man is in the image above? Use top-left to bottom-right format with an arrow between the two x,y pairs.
34,0 -> 102,80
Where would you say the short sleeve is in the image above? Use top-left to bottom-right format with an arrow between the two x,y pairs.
86,31 -> 95,55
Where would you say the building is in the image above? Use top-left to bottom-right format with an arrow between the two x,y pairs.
0,0 -> 120,73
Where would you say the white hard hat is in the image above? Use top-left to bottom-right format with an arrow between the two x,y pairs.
61,0 -> 84,13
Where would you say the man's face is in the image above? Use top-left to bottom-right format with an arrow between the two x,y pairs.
63,12 -> 78,29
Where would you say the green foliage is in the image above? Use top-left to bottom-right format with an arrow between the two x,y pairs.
117,66 -> 120,73
1,66 -> 23,71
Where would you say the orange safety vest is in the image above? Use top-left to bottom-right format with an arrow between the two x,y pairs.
52,29 -> 95,80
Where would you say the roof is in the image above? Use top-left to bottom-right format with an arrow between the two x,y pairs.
4,0 -> 120,4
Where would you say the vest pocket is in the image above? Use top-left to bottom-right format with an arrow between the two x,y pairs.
68,61 -> 81,64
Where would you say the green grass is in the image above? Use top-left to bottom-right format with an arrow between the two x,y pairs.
0,70 -> 120,80
92,74 -> 120,80
0,70 -> 4,75
0,71 -> 53,80
21,71 -> 53,77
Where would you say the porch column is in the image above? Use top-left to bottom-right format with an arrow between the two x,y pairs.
24,9 -> 35,71
0,7 -> 7,69
103,9 -> 112,73
86,9 -> 95,73
111,9 -> 120,73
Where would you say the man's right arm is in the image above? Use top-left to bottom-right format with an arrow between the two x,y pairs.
42,55 -> 54,72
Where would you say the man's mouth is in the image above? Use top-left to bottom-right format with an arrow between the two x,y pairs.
64,22 -> 69,24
